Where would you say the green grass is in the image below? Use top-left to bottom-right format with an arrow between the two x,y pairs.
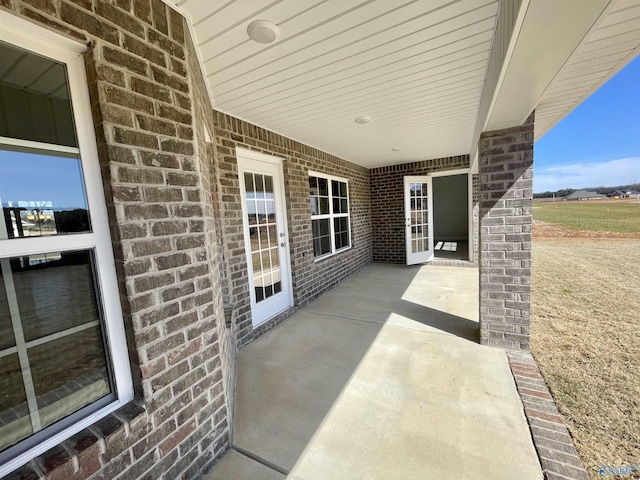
533,201 -> 640,233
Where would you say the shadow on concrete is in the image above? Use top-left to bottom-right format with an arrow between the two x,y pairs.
229,263 -> 482,475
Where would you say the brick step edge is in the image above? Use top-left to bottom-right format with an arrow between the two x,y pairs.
506,351 -> 590,480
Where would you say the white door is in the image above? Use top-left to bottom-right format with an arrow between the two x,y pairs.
404,176 -> 434,265
237,149 -> 293,327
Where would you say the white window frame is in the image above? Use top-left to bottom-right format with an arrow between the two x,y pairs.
309,171 -> 351,261
0,12 -> 133,477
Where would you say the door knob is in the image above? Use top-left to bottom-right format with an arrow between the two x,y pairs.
280,242 -> 286,247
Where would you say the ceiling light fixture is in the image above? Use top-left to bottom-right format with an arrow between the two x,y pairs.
392,147 -> 402,152
247,20 -> 280,44
355,116 -> 371,124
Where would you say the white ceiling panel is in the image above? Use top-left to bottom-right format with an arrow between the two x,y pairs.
173,0 -> 499,167
170,0 -> 640,167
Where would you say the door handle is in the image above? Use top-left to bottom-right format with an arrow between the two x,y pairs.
280,242 -> 286,247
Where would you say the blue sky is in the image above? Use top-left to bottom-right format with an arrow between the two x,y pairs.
534,55 -> 640,193
0,151 -> 87,209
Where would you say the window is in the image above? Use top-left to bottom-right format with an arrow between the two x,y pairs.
0,16 -> 131,475
309,172 -> 351,258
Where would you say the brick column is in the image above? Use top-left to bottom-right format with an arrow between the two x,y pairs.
478,112 -> 534,350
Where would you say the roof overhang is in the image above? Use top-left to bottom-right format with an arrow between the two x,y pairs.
168,0 -> 640,170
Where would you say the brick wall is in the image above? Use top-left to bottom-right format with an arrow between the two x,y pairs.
370,156 -> 470,264
212,111 -> 372,347
472,173 -> 479,263
2,1 -> 231,478
184,29 -> 236,447
478,112 -> 534,350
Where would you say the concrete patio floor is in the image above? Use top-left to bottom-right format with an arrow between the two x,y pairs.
206,264 -> 543,480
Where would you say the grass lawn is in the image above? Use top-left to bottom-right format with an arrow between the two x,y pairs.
533,200 -> 640,233
532,204 -> 640,479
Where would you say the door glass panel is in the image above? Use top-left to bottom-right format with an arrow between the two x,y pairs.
409,182 -> 429,254
245,171 -> 281,304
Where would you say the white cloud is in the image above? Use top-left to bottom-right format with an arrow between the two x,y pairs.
534,157 -> 640,192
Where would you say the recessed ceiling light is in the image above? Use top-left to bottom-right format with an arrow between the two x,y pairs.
355,116 -> 371,124
247,20 -> 280,44
392,147 -> 402,152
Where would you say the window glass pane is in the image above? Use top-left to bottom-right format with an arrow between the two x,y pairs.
0,250 -> 113,454
312,219 -> 331,256
0,354 -> 31,452
255,286 -> 264,302
254,174 -> 264,198
0,273 -> 15,349
317,177 -> 328,196
341,232 -> 348,247
264,175 -> 273,195
1,148 -> 90,238
319,198 -> 329,215
29,326 -> 110,429
332,180 -> 340,197
341,198 -> 348,213
320,235 -> 330,254
244,172 -> 254,194
10,251 -> 100,342
308,176 -> 318,194
0,41 -> 77,147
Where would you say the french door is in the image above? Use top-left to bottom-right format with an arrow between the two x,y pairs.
237,149 -> 293,327
404,176 -> 434,265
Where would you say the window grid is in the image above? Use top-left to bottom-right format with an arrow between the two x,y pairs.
309,172 -> 351,259
409,182 -> 430,254
245,172 -> 282,304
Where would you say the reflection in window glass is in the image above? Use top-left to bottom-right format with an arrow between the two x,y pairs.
0,251 -> 112,454
0,277 -> 15,350
409,182 -> 430,254
244,172 -> 282,305
0,354 -> 31,451
0,148 -> 90,238
0,41 -> 77,147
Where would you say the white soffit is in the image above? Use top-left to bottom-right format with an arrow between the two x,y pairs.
534,0 -> 640,140
170,0 -> 500,168
484,0 -> 612,132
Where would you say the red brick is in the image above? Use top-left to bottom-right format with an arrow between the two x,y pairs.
159,420 -> 196,456
518,387 -> 553,400
525,408 -> 565,424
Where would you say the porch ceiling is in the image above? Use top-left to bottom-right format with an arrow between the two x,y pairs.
168,0 -> 640,168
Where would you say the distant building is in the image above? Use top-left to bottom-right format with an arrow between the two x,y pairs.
607,190 -> 627,198
563,190 -> 605,201
607,190 -> 640,199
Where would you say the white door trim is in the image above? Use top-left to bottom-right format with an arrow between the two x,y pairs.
236,147 -> 293,327
427,168 -> 472,262
404,176 -> 434,265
